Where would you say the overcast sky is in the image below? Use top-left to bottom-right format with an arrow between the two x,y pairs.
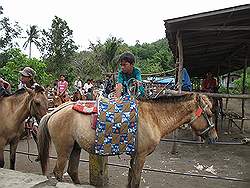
1,0 -> 249,55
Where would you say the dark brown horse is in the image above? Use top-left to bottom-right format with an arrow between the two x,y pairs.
38,93 -> 218,187
0,85 -> 48,169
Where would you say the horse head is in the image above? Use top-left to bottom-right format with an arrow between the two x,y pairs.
189,93 -> 218,144
25,85 -> 48,123
52,95 -> 63,107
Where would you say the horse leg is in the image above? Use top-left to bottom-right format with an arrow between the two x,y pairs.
128,156 -> 146,188
0,149 -> 4,168
67,142 -> 81,184
53,154 -> 69,181
128,157 -> 135,187
10,138 -> 19,170
0,139 -> 7,168
53,141 -> 74,181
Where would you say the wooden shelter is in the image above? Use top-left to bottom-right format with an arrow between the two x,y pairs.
164,4 -> 250,78
164,4 -> 250,132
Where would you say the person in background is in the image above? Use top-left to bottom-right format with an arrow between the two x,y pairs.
83,79 -> 93,94
0,77 -> 11,97
115,52 -> 144,98
57,74 -> 69,102
175,63 -> 192,91
104,75 -> 113,97
201,72 -> 218,93
18,67 -> 40,161
74,76 -> 83,95
18,67 -> 37,89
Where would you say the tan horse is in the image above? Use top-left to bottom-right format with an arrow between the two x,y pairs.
0,85 -> 48,169
38,93 -> 218,187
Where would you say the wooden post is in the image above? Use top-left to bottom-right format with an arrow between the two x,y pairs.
171,31 -> 183,154
241,49 -> 248,132
225,72 -> 231,110
89,154 -> 108,186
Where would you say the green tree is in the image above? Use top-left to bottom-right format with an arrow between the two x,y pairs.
0,48 -> 53,90
23,25 -> 40,58
40,16 -> 78,82
103,36 -> 123,72
0,17 -> 22,51
129,38 -> 174,74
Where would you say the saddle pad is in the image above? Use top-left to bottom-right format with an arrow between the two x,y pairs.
72,101 -> 97,114
95,95 -> 138,156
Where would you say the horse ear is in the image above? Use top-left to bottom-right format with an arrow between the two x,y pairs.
24,86 -> 34,95
194,93 -> 199,103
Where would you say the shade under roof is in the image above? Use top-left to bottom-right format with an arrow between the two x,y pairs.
164,4 -> 250,78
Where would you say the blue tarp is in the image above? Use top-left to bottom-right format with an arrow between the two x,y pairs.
149,77 -> 175,85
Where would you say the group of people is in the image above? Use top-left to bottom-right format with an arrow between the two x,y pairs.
1,51 -> 219,103
176,64 -> 218,93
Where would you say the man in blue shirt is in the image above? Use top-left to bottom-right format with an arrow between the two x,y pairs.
175,63 -> 192,91
182,68 -> 192,91
116,52 -> 144,97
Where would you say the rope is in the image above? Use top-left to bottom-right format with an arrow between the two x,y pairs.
160,138 -> 250,145
127,78 -> 142,98
3,149 -> 249,183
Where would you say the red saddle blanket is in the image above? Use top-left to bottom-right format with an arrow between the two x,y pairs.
72,101 -> 98,129
72,101 -> 98,114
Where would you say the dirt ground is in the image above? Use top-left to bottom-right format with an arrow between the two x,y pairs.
3,99 -> 250,188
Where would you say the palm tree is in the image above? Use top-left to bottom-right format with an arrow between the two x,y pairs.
104,36 -> 123,73
23,25 -> 40,58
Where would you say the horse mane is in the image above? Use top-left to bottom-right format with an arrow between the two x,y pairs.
13,88 -> 26,96
139,93 -> 195,104
4,85 -> 45,98
34,84 -> 45,93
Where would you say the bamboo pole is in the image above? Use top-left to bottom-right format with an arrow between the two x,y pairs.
164,89 -> 250,99
225,72 -> 231,110
241,48 -> 248,132
171,31 -> 183,154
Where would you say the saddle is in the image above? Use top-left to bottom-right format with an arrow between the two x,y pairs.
72,95 -> 138,156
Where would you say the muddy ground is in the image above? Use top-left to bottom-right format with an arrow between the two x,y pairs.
3,99 -> 250,188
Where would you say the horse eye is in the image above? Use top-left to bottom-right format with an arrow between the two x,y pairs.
35,101 -> 40,106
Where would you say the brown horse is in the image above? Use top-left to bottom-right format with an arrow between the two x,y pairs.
52,95 -> 63,107
52,92 -> 71,107
38,93 -> 218,187
72,90 -> 85,102
0,85 -> 48,169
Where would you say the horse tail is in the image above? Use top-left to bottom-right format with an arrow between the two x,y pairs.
38,114 -> 51,175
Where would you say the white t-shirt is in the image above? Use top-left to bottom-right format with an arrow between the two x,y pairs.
83,83 -> 93,93
74,80 -> 82,89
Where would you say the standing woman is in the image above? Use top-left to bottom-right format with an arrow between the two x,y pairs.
57,74 -> 69,102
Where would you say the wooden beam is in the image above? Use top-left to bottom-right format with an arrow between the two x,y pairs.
164,89 -> 250,99
182,26 -> 250,31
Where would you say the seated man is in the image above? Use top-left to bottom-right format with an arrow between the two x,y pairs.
115,52 -> 144,98
202,72 -> 218,93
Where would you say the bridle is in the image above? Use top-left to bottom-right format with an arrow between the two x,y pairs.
188,95 -> 215,137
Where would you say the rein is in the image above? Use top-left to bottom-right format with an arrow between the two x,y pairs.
188,96 -> 215,136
